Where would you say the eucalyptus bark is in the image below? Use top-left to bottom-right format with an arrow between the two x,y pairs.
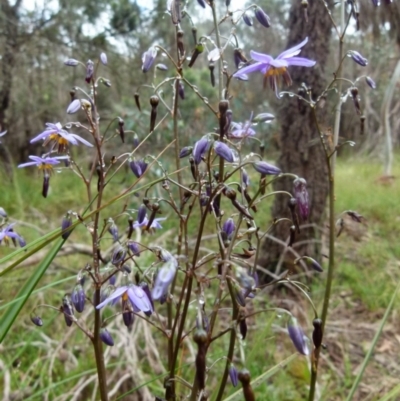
258,0 -> 333,275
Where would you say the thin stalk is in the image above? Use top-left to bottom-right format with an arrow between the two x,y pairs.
211,1 -> 223,99
308,2 -> 344,399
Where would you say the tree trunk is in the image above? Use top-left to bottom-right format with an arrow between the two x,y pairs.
257,0 -> 333,277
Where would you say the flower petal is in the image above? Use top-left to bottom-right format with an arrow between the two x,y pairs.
232,62 -> 265,77
286,57 -> 316,67
96,286 -> 128,309
250,51 -> 273,64
277,37 -> 308,60
269,59 -> 289,68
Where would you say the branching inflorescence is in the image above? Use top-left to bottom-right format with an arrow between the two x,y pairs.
0,1 -> 379,400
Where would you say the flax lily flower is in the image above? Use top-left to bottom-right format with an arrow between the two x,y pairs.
30,122 -> 92,153
233,37 -> 316,96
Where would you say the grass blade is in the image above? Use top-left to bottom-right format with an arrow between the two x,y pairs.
0,237 -> 65,343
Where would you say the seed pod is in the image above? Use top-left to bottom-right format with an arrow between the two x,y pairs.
85,60 -> 94,83
178,81 -> 185,99
239,318 -> 247,339
118,118 -> 125,143
312,318 -> 323,348
209,62 -> 215,87
193,329 -> 208,390
177,30 -> 185,58
62,295 -> 74,327
288,225 -> 296,247
134,92 -> 141,111
42,173 -> 50,198
150,95 -> 159,132
189,43 -> 204,68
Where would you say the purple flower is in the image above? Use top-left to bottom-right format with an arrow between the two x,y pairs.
108,222 -> 119,242
242,168 -> 250,187
100,328 -> 114,346
100,52 -> 107,65
0,130 -> 7,143
0,224 -> 25,247
252,161 -> 281,175
371,0 -> 379,5
233,37 -> 316,96
254,7 -> 271,28
365,76 -> 376,89
302,256 -> 323,272
67,99 -> 81,114
214,141 -> 234,163
18,155 -> 65,170
31,315 -> 43,327
348,50 -> 368,67
133,215 -> 166,231
288,321 -> 309,355
129,159 -> 148,178
71,284 -> 85,313
293,178 -> 309,220
193,136 -> 210,165
197,0 -> 206,8
152,260 -> 178,301
64,59 -> 79,67
230,121 -> 256,139
142,47 -> 157,73
30,122 -> 92,152
96,284 -> 154,314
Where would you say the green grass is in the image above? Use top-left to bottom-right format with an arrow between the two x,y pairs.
1,154 -> 400,400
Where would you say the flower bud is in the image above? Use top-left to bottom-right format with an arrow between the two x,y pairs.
254,7 -> 271,28
64,58 -> 79,67
142,47 -> 157,73
31,315 -> 43,327
214,141 -> 234,163
193,136 -> 210,165
0,207 -> 7,218
136,205 -> 146,225
100,52 -> 107,65
100,328 -> 114,346
365,76 -> 376,89
197,0 -> 206,8
42,174 -> 50,198
222,218 -> 235,240
67,99 -> 81,114
177,30 -> 184,57
71,284 -> 85,313
242,12 -> 253,26
61,212 -> 73,240
108,222 -> 119,242
229,365 -> 239,387
85,60 -> 94,83
252,161 -> 281,175
348,50 -> 368,67
156,63 -> 168,71
253,113 -> 274,123
62,295 -> 74,327
293,178 -> 309,220
129,159 -> 148,178
288,319 -> 309,355
111,246 -> 126,265
152,260 -> 177,301
179,146 -> 192,158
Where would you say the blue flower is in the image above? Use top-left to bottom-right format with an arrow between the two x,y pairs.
96,285 -> 154,314
30,123 -> 92,153
214,141 -> 234,163
252,161 -> 281,175
230,121 -> 256,139
233,37 -> 316,96
133,215 -> 166,230
152,260 -> 178,301
100,52 -> 108,66
0,224 -> 25,247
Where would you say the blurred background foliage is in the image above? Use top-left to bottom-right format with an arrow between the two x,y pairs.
0,0 -> 399,165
